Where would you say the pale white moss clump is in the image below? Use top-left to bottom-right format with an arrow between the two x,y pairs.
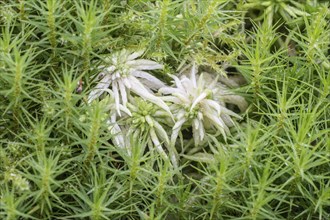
115,97 -> 178,167
88,49 -> 171,117
160,63 -> 242,146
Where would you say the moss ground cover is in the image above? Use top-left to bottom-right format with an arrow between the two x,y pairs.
1,1 -> 329,219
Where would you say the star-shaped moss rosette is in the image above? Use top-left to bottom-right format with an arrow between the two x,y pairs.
160,63 -> 242,146
88,49 -> 172,118
112,97 -> 178,167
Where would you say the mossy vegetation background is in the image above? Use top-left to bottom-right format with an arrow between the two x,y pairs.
0,0 -> 329,219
